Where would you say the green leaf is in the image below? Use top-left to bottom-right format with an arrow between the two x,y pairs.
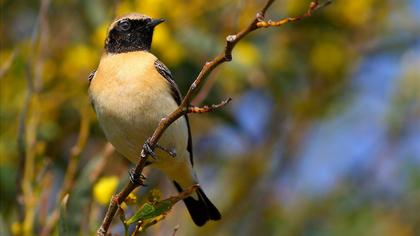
125,200 -> 173,225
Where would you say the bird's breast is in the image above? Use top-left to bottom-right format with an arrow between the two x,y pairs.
89,51 -> 187,162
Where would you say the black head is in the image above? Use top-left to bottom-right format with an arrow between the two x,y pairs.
105,13 -> 165,54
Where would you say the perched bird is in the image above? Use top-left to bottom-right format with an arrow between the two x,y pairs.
88,13 -> 221,226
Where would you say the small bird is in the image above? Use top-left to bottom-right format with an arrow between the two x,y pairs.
88,13 -> 221,226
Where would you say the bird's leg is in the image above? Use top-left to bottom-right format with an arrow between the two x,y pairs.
155,144 -> 177,158
128,168 -> 146,186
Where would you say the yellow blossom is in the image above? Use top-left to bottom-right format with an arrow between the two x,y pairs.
60,44 -> 97,80
125,192 -> 138,205
310,41 -> 345,76
93,176 -> 119,205
91,23 -> 109,48
153,25 -> 184,65
11,222 -> 22,236
234,42 -> 260,67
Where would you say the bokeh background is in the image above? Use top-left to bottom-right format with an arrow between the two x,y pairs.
1,0 -> 420,235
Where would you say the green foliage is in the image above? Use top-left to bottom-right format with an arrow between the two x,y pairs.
126,200 -> 172,225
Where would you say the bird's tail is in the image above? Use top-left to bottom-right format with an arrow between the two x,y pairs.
173,181 -> 221,226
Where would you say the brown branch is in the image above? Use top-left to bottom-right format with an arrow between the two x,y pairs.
96,0 -> 330,234
40,105 -> 91,236
59,106 -> 91,199
256,0 -> 332,28
0,50 -> 17,80
17,0 -> 50,232
188,98 -> 232,114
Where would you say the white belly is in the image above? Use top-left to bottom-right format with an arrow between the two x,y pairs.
94,81 -> 188,165
88,52 -> 191,174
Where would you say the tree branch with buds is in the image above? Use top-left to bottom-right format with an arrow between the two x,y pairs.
97,0 -> 331,235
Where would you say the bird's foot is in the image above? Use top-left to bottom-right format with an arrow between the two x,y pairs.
128,168 -> 146,186
142,138 -> 156,159
156,143 -> 177,158
141,138 -> 176,159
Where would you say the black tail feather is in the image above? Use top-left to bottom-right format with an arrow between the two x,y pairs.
173,181 -> 221,226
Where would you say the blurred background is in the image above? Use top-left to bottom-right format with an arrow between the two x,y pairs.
1,0 -> 420,235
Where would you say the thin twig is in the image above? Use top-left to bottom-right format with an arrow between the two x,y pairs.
96,1 -> 330,234
188,98 -> 232,114
40,105 -> 91,236
60,105 -> 91,199
256,0 -> 331,28
0,50 -> 17,79
16,65 -> 34,222
18,0 -> 50,233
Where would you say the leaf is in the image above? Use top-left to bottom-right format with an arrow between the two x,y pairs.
125,200 -> 173,225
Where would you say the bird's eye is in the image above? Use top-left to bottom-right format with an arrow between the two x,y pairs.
118,20 -> 131,31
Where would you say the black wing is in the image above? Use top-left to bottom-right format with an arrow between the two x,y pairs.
154,59 -> 194,165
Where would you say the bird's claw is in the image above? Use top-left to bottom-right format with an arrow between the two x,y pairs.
142,138 -> 156,159
128,168 -> 146,186
141,138 -> 176,159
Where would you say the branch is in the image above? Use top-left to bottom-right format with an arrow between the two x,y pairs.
256,0 -> 332,28
97,1 -> 330,234
17,0 -> 50,231
40,106 -> 91,236
188,98 -> 232,114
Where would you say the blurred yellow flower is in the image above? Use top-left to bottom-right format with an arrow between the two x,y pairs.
135,0 -> 163,17
285,0 -> 306,16
115,2 -> 136,17
125,192 -> 138,205
336,0 -> 372,27
234,42 -> 260,67
310,41 -> 344,76
11,222 -> 21,236
92,23 -> 109,48
60,44 -> 97,80
153,25 -> 184,65
93,176 -> 119,205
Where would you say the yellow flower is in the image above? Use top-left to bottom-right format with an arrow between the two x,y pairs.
234,42 -> 260,67
11,222 -> 21,236
93,176 -> 119,205
153,25 -> 184,65
125,192 -> 138,205
115,2 -> 135,17
91,23 -> 109,48
60,44 -> 97,79
310,41 -> 345,76
134,0 -> 164,17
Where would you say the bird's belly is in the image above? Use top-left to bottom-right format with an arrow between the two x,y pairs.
91,83 -> 188,164
96,101 -> 153,162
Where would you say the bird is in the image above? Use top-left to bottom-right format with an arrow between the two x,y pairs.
88,13 -> 221,226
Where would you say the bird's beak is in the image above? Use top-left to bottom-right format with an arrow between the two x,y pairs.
149,18 -> 165,27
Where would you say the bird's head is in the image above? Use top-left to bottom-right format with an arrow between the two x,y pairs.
105,13 -> 165,54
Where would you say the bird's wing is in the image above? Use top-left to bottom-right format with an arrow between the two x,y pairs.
154,59 -> 194,165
